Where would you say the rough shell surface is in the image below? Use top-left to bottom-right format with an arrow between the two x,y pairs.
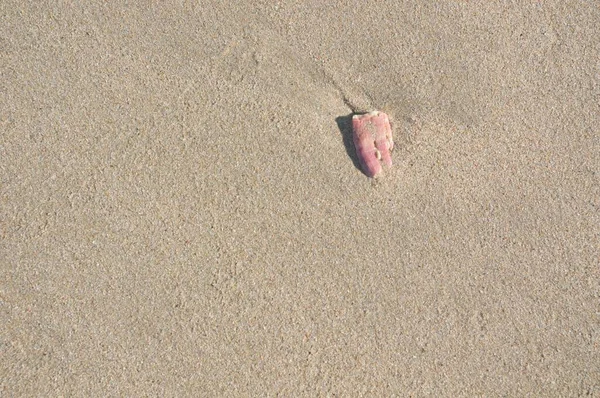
352,111 -> 394,177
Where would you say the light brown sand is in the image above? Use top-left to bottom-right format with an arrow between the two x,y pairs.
1,1 -> 599,396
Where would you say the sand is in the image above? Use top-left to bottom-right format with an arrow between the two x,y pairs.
1,1 -> 599,396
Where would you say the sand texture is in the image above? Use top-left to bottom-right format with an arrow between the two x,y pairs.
2,1 -> 599,396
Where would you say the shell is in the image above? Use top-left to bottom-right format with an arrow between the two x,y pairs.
352,111 -> 394,177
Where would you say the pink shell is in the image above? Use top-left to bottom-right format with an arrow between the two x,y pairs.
352,111 -> 394,177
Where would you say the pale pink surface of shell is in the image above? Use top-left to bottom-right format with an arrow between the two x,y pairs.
352,111 -> 394,177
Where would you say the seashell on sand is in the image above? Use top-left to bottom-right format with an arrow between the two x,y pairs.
352,111 -> 394,178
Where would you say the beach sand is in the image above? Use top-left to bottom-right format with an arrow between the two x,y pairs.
2,1 -> 599,395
